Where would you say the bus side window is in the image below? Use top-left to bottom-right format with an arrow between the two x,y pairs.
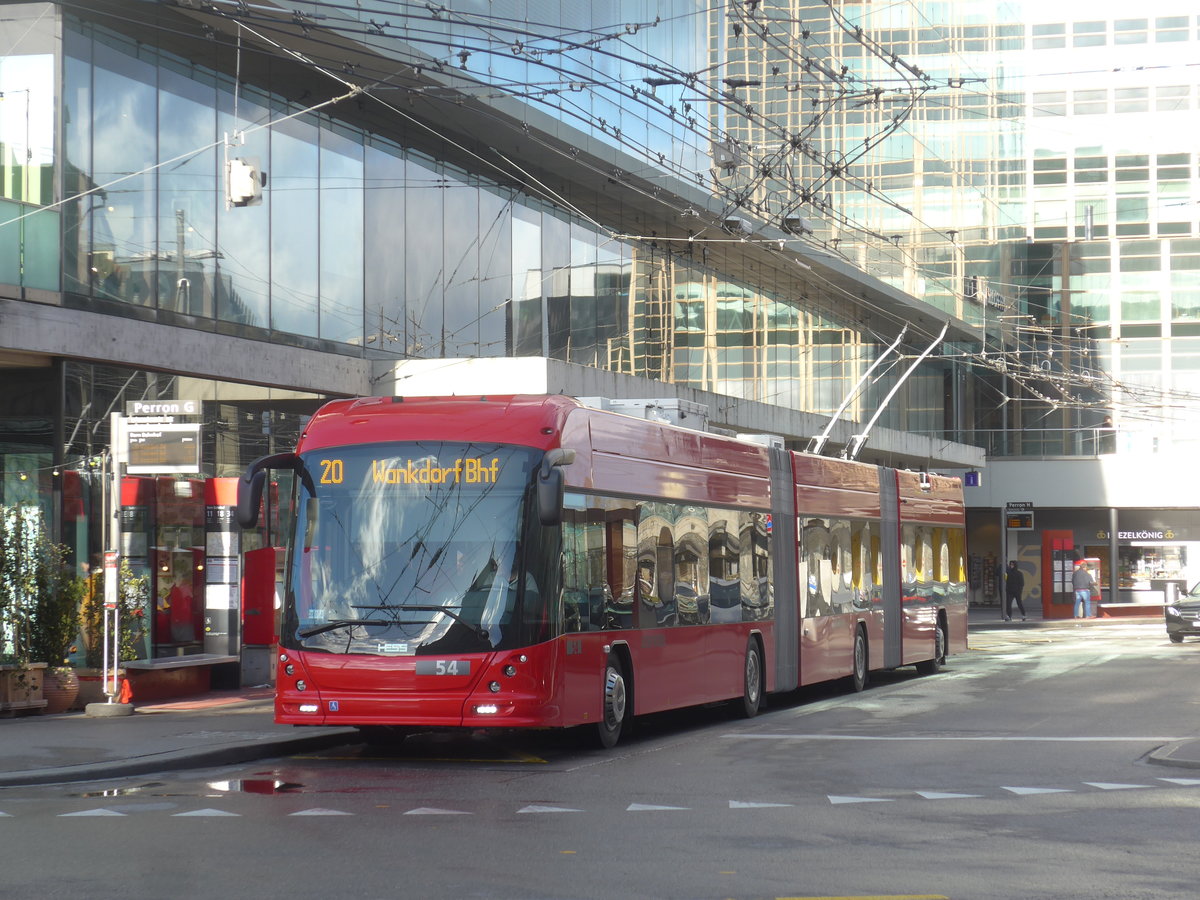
561,507 -> 588,633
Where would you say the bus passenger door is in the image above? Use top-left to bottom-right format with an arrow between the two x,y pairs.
878,468 -> 902,669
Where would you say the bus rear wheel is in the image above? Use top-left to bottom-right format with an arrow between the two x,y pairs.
916,620 -> 947,675
597,655 -> 628,749
735,640 -> 763,718
851,627 -> 869,692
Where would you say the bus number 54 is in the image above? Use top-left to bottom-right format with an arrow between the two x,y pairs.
415,660 -> 470,676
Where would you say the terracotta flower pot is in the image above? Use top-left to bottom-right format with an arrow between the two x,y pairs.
42,668 -> 81,714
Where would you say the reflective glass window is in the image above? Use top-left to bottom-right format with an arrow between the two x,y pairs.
63,27 -> 92,294
511,206 -> 543,355
1114,19 -> 1148,45
158,65 -> 217,318
405,156 -> 446,354
1156,86 -> 1190,112
364,141 -> 406,353
269,113 -> 319,337
318,124 -> 364,345
543,212 -> 570,360
0,11 -> 55,290
92,37 -> 157,307
441,172 -> 479,356
216,87 -> 271,331
477,186 -> 512,358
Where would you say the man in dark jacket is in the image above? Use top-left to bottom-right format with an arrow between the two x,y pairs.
1004,560 -> 1027,621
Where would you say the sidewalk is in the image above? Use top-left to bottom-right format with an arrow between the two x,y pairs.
1,613 -> 1197,786
968,605 -> 1200,771
967,605 -> 1165,631
0,688 -> 356,788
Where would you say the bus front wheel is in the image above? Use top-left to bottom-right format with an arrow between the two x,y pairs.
597,655 -> 628,749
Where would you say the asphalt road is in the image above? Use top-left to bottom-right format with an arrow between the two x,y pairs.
2,620 -> 1196,900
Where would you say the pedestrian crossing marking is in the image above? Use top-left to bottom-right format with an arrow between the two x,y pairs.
21,776 -> 1200,820
1002,786 -> 1073,795
627,803 -> 689,811
730,800 -> 793,808
915,791 -> 982,800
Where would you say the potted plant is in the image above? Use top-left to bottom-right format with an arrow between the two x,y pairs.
0,504 -> 47,714
30,539 -> 84,713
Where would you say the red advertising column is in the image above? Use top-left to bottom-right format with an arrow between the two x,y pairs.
1041,530 -> 1076,619
204,478 -> 241,659
241,546 -> 279,686
242,547 -> 278,645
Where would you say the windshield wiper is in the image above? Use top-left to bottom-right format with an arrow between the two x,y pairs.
353,603 -> 490,643
298,619 -> 393,639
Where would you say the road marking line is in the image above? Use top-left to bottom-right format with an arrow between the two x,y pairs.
828,795 -> 893,805
404,807 -> 471,815
59,808 -> 126,817
173,808 -> 240,816
289,808 -> 353,816
518,805 -> 582,814
731,734 -> 1185,742
1083,782 -> 1149,790
1158,778 -> 1200,785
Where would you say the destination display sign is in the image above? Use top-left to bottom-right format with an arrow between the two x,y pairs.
126,423 -> 201,474
317,456 -> 503,486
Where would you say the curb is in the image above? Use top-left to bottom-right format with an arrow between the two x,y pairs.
1146,740 -> 1200,771
0,729 -> 359,788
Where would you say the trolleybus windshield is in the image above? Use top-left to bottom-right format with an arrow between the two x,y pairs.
282,442 -> 541,656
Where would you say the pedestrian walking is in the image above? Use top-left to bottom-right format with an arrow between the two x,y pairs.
1003,560 -> 1027,621
1072,561 -> 1096,618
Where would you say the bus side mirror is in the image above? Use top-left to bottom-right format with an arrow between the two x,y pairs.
237,452 -> 300,529
536,448 -> 576,527
237,469 -> 267,529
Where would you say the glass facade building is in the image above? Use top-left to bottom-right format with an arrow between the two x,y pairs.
732,1 -> 1200,611
12,0 -> 1199,627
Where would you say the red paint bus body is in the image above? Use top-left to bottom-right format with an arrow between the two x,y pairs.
241,394 -> 966,747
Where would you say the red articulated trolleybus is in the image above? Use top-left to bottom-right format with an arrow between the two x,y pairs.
237,394 -> 967,748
